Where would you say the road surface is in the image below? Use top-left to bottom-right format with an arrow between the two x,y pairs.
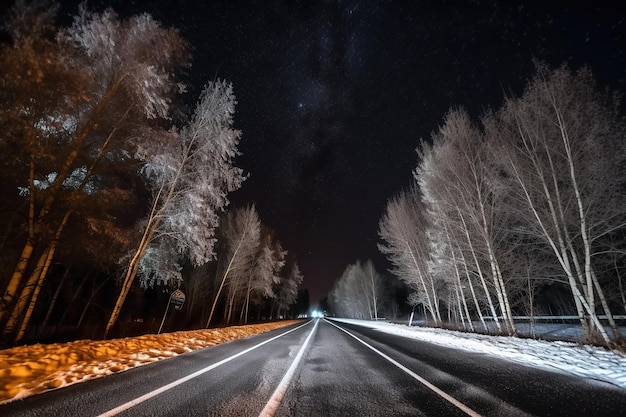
1,318 -> 624,416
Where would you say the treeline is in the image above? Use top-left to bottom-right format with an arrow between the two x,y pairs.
328,260 -> 388,320
377,63 -> 626,345
0,2 -> 302,346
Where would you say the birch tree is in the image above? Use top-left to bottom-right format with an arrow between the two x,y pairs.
105,80 -> 244,337
425,214 -> 477,331
206,205 -> 260,328
378,186 -> 442,324
362,260 -> 384,320
487,64 -> 626,343
416,110 -> 517,334
239,230 -> 286,323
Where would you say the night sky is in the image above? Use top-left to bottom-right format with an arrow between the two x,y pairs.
57,1 -> 625,306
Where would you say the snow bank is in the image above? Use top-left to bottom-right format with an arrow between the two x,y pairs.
0,321 -> 300,404
333,318 -> 626,390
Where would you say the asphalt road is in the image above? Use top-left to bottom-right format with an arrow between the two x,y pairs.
1,318 -> 625,416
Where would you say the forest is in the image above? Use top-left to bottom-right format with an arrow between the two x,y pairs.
330,64 -> 626,347
0,2 -> 305,347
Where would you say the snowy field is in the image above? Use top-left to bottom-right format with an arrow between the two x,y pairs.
332,318 -> 626,390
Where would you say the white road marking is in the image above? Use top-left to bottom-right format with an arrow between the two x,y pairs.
258,318 -> 319,417
97,321 -> 313,417
325,319 -> 482,417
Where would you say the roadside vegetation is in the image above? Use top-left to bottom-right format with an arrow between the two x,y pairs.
0,2 -> 305,347
331,63 -> 626,348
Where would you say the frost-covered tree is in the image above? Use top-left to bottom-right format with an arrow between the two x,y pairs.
0,2 -> 189,341
329,263 -> 363,319
362,260 -> 384,320
329,259 -> 385,320
275,261 -> 303,319
106,81 -> 244,336
487,64 -> 626,343
416,110 -> 517,334
240,229 -> 286,323
381,62 -> 625,345
206,205 -> 260,328
378,186 -> 442,324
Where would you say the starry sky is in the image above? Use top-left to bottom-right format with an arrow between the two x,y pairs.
57,0 -> 625,306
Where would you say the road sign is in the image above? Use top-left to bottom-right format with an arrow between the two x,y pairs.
170,290 -> 186,310
158,290 -> 186,333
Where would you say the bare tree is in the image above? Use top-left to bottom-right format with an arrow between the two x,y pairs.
362,260 -> 384,320
416,110 -> 517,334
239,230 -> 286,324
206,205 -> 260,328
487,64 -> 626,343
378,186 -> 442,324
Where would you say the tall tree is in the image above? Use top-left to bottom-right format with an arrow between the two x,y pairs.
362,260 -> 384,320
487,64 -> 626,343
206,205 -> 260,328
0,2 -> 189,340
378,186 -> 442,324
105,80 -> 244,337
240,229 -> 285,323
329,260 -> 385,320
417,110 -> 517,334
275,261 -> 303,319
329,262 -> 366,319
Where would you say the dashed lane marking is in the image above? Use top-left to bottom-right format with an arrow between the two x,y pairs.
258,318 -> 319,417
97,320 -> 313,417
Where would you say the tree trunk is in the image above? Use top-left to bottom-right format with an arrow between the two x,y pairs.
206,233 -> 247,328
616,259 -> 626,314
0,157 -> 37,324
370,269 -> 378,320
55,272 -> 90,333
591,270 -> 621,340
77,275 -> 109,330
405,241 -> 438,324
3,83 -> 122,324
459,211 -> 501,332
103,243 -> 145,338
240,278 -> 252,324
13,211 -> 71,343
39,267 -> 71,337
104,183 -> 163,338
448,228 -> 482,332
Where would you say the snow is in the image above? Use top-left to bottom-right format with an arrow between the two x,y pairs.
332,318 -> 626,390
2,319 -> 625,407
0,321 -> 300,405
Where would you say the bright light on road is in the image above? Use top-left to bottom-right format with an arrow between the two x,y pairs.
310,310 -> 324,318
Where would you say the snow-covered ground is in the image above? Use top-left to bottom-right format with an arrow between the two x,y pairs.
0,321 -> 300,405
333,318 -> 626,390
2,318 -> 624,407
